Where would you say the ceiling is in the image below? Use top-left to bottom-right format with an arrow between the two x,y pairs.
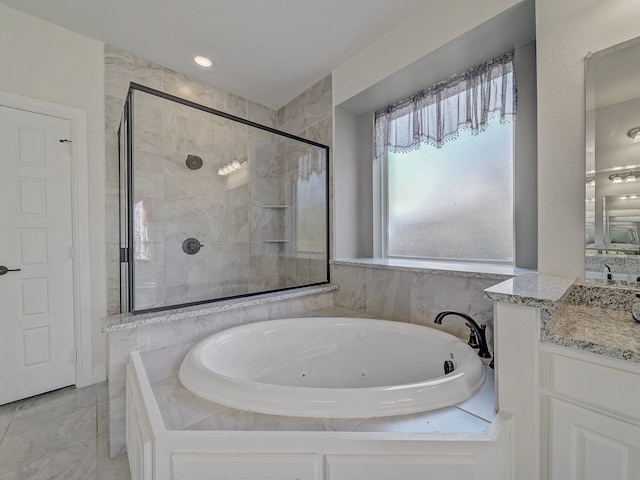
0,0 -> 429,109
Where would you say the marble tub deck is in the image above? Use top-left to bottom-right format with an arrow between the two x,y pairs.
139,306 -> 496,435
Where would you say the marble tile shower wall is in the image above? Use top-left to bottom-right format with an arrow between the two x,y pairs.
331,263 -> 503,346
130,91 -> 279,309
105,46 -> 330,313
276,75 -> 332,286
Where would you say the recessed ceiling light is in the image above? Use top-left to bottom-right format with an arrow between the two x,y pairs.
194,55 -> 213,68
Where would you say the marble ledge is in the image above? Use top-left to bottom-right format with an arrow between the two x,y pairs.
102,284 -> 338,333
332,258 -> 533,280
549,305 -> 640,363
484,273 -> 576,309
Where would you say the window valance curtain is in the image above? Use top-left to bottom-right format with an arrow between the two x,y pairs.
374,50 -> 516,158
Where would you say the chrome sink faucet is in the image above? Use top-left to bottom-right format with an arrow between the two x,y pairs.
433,311 -> 492,359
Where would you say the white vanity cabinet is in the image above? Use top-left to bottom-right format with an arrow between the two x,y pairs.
325,455 -> 477,480
540,345 -> 640,480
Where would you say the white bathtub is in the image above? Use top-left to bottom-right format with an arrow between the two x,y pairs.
178,317 -> 486,418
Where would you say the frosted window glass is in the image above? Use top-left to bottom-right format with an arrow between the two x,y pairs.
387,121 -> 513,261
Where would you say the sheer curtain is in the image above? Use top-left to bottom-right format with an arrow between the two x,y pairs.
374,50 -> 516,158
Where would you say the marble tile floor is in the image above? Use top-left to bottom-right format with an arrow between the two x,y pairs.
0,382 -> 131,480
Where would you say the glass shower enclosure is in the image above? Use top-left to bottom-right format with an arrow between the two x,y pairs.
118,84 -> 330,313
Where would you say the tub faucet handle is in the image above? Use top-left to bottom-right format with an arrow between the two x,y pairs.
603,263 -> 612,281
467,329 -> 480,349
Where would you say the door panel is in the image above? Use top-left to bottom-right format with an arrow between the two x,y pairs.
550,398 -> 640,480
0,106 -> 75,404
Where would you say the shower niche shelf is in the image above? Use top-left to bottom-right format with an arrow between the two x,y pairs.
258,205 -> 291,243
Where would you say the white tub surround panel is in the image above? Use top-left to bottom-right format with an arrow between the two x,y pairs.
128,348 -> 511,480
492,302 -> 541,480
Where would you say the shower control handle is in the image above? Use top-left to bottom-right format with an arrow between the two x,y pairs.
0,266 -> 21,276
182,238 -> 204,255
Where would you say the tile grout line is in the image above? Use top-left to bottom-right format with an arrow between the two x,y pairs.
453,405 -> 494,425
0,406 -> 16,448
95,433 -> 101,480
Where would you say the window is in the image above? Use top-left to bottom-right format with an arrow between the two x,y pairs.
386,121 -> 513,261
375,51 -> 516,263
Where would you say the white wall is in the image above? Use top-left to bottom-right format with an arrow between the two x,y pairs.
357,114 -> 376,257
335,0 -> 640,276
536,0 -> 640,276
0,4 -> 107,377
514,41 -> 538,270
333,108 -> 360,258
334,26 -> 537,266
332,0 -> 523,106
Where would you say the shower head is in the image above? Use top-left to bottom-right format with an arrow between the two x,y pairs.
186,155 -> 203,170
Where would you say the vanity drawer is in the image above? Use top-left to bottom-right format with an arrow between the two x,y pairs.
550,353 -> 640,422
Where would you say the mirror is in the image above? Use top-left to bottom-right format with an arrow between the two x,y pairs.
585,36 -> 640,283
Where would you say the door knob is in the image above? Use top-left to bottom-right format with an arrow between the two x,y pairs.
0,266 -> 21,275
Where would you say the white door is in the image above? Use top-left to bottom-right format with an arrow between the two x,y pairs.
0,106 -> 76,405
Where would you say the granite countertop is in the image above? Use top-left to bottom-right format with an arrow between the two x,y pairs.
484,273 -> 576,309
550,305 -> 640,363
485,273 -> 640,363
102,284 -> 338,333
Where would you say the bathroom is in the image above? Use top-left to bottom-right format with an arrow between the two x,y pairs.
1,0 -> 640,479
